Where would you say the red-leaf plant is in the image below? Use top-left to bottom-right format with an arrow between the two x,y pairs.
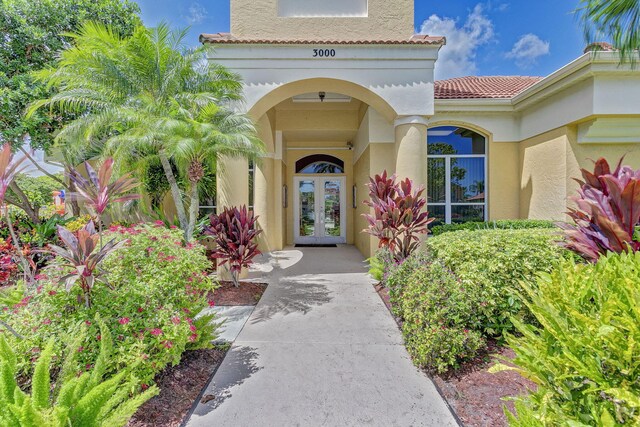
0,144 -> 34,285
560,157 -> 640,262
362,171 -> 434,261
67,158 -> 140,246
46,221 -> 127,308
0,239 -> 19,285
204,206 -> 262,288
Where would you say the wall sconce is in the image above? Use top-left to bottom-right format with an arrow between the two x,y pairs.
282,185 -> 288,208
352,185 -> 357,209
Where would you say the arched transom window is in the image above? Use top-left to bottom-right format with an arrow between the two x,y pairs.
427,126 -> 487,226
296,155 -> 345,174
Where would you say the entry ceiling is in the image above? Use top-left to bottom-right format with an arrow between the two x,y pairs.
276,96 -> 364,144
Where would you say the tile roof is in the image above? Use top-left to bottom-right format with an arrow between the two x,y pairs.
434,76 -> 544,99
583,42 -> 616,53
199,33 -> 445,45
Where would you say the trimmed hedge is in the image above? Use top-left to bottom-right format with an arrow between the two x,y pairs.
430,219 -> 557,236
426,228 -> 568,336
395,252 -> 486,373
380,227 -> 569,373
502,253 -> 640,425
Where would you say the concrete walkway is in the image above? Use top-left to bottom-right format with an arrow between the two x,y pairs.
186,246 -> 457,427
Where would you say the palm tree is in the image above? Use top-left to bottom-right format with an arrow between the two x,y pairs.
28,22 -> 263,240
577,0 -> 640,63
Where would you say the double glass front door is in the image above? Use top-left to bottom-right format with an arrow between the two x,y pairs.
294,176 -> 346,244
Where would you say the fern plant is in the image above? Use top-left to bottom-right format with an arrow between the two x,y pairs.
0,318 -> 158,426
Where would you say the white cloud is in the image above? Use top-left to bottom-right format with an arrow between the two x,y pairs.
506,34 -> 550,68
419,4 -> 495,80
185,2 -> 207,25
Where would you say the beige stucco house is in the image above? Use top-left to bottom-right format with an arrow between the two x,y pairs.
202,0 -> 640,258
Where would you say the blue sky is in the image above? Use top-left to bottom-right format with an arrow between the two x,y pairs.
133,0 -> 587,79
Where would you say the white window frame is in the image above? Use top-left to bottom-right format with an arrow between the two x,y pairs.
428,153 -> 488,224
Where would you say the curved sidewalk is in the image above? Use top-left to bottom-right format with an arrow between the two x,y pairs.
186,246 -> 458,427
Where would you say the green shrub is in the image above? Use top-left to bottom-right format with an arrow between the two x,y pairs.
500,253 -> 640,426
0,319 -> 158,427
0,223 -> 217,384
430,219 -> 556,236
12,174 -> 63,211
398,254 -> 486,373
426,228 -> 568,336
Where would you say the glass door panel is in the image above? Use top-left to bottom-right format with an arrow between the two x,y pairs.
298,180 -> 316,237
323,180 -> 341,237
427,158 -> 446,203
450,157 -> 485,203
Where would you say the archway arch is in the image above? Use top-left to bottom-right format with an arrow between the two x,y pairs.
427,120 -> 492,141
247,77 -> 398,123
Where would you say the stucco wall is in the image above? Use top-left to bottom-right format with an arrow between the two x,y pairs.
488,141 -> 520,219
519,127 -> 569,220
231,0 -> 413,41
354,145 -> 371,257
519,125 -> 640,221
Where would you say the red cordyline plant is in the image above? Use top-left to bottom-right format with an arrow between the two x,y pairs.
205,205 -> 262,288
67,158 -> 140,245
46,221 -> 127,308
0,144 -> 31,338
560,157 -> 640,262
362,171 -> 434,261
0,144 -> 34,283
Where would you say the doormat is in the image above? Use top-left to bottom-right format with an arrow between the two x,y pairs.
294,244 -> 338,248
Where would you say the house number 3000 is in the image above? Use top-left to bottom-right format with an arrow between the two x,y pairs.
313,49 -> 336,58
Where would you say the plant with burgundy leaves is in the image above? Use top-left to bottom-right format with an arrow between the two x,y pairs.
0,144 -> 35,285
362,170 -> 434,261
0,239 -> 18,285
560,157 -> 640,262
46,221 -> 127,308
67,158 -> 140,245
205,205 -> 262,287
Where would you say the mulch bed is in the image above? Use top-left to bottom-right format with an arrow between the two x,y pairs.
434,343 -> 536,427
127,348 -> 227,427
374,283 -> 535,427
208,280 -> 267,306
129,280 -> 268,426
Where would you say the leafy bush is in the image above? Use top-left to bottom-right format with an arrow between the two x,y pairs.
205,206 -> 262,287
1,223 -> 217,384
431,219 -> 556,236
64,215 -> 92,233
0,319 -> 158,427
426,228 -> 568,336
499,253 -> 640,426
395,252 -> 486,373
362,171 -> 433,261
12,173 -> 63,211
560,157 -> 640,262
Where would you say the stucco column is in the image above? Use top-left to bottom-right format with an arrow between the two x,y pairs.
394,115 -> 429,189
216,155 -> 249,209
253,156 -> 274,252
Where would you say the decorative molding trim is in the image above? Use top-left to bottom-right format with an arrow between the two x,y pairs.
577,117 -> 640,144
394,115 -> 430,128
